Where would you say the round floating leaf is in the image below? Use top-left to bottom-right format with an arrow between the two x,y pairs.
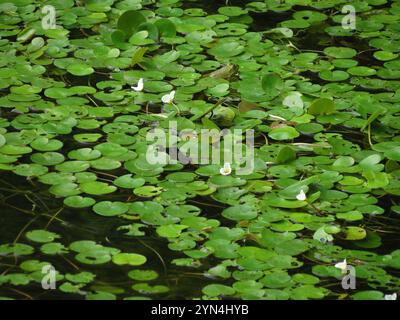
86,291 -> 116,300
292,274 -> 320,285
93,201 -> 129,216
373,51 -> 398,61
20,260 -> 49,272
75,251 -> 113,265
343,226 -> 367,240
64,196 -> 96,208
132,283 -> 169,294
26,230 -> 60,243
67,63 -> 94,76
222,205 -> 258,221
129,201 -> 164,216
308,98 -> 335,115
276,146 -> 296,164
0,145 -> 32,155
31,138 -> 63,151
134,186 -> 163,197
268,126 -> 300,140
0,134 -> 6,148
117,10 -> 146,37
209,175 -> 247,187
74,133 -> 102,143
291,285 -> 329,300
319,70 -> 349,81
49,182 -> 81,197
40,242 -> 68,255
128,270 -> 158,281
55,161 -> 90,173
65,272 -> 95,284
156,224 -> 188,238
261,74 -> 283,94
0,243 -> 34,256
166,172 -> 196,183
80,181 -> 117,195
31,152 -> 65,166
324,47 -> 357,58
14,164 -> 48,177
354,232 -> 382,249
154,19 -> 176,37
90,158 -> 121,170
261,271 -> 291,289
352,291 -> 384,300
347,66 -> 376,76
68,148 -> 101,161
114,175 -> 145,189
218,6 -> 248,16
112,253 -> 147,266
202,284 -> 235,297
208,41 -> 245,58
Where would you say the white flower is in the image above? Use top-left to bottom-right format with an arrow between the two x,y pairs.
384,293 -> 397,300
268,114 -> 287,121
296,189 -> 307,201
334,259 -> 347,273
220,163 -> 232,176
161,90 -> 175,104
131,78 -> 144,92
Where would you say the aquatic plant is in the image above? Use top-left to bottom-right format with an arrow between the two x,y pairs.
0,0 -> 400,300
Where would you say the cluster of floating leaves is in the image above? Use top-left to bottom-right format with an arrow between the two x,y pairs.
1,0 -> 400,300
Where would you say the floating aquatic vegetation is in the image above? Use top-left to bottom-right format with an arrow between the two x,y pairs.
0,0 -> 400,301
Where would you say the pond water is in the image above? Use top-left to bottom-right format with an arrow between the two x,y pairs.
1,0 -> 400,300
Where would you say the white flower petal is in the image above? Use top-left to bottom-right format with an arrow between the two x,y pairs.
334,259 -> 347,272
296,189 -> 307,201
161,94 -> 170,104
220,163 -> 232,175
161,90 -> 175,104
131,78 -> 144,92
384,293 -> 397,300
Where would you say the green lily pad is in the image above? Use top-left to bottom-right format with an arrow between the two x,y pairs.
202,284 -> 235,297
64,196 -> 96,208
156,224 -> 188,238
93,201 -> 129,216
128,270 -> 158,281
268,126 -> 300,140
324,47 -> 357,58
67,63 -> 94,76
80,181 -> 117,195
26,230 -> 60,243
112,253 -> 147,266
132,283 -> 169,294
222,205 -> 258,221
308,98 -> 335,115
14,164 -> 48,177
352,291 -> 384,300
343,226 -> 367,240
